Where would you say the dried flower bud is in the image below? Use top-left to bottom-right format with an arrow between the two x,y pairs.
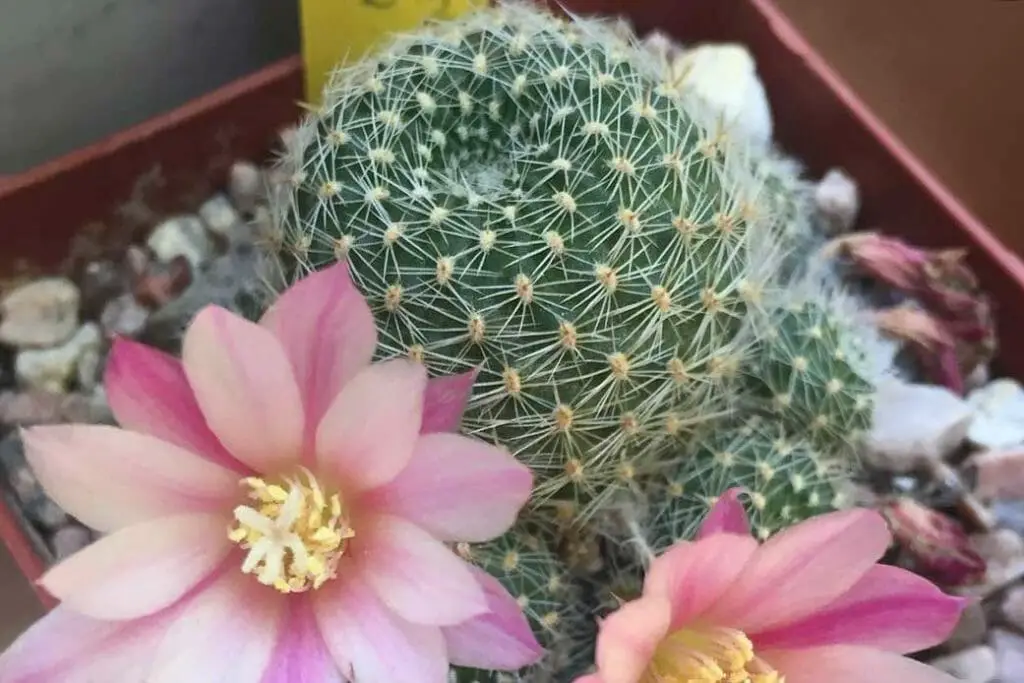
873,305 -> 963,393
826,232 -> 928,292
881,497 -> 986,587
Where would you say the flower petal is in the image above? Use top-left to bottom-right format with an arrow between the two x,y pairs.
105,337 -> 247,473
573,676 -> 602,683
706,509 -> 892,633
595,595 -> 671,683
258,262 -> 377,450
149,569 -> 286,683
364,432 -> 532,542
313,568 -> 448,683
763,644 -> 960,683
181,305 -> 305,473
421,369 -> 478,434
644,533 -> 758,628
442,565 -> 543,670
356,514 -> 487,626
695,487 -> 751,540
752,564 -> 967,653
316,359 -> 427,493
260,595 -> 345,683
22,424 -> 238,533
0,603 -> 179,682
39,513 -> 230,620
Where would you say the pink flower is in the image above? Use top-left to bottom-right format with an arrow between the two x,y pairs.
0,262 -> 541,682
578,488 -> 966,683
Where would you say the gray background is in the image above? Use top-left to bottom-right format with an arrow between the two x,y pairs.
0,0 -> 300,174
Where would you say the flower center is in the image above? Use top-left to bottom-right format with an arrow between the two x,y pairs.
227,467 -> 354,593
646,625 -> 783,683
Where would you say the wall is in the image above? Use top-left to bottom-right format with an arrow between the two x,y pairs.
774,0 -> 1024,254
0,0 -> 299,174
1,0 -> 1022,248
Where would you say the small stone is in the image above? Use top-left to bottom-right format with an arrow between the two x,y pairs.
991,629 -> 1024,682
966,364 -> 991,393
198,193 -> 243,238
76,259 -> 128,320
15,323 -> 102,393
1001,585 -> 1024,631
929,645 -> 997,682
991,500 -> 1024,537
0,278 -> 81,349
865,379 -> 974,472
50,524 -> 93,560
228,161 -> 263,214
0,389 -> 115,426
133,255 -> 193,308
139,231 -> 270,353
967,379 -> 1024,450
24,496 -> 69,531
124,245 -> 151,279
968,527 -> 1024,590
813,168 -> 860,235
670,43 -> 773,151
147,215 -> 214,269
968,449 -> 1024,501
100,293 -> 150,339
0,433 -> 40,505
971,528 -> 1024,570
944,599 -> 989,651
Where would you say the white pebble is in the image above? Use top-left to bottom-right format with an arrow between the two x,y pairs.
1001,586 -> 1024,631
671,43 -> 773,151
991,629 -> 1024,682
968,450 -> 1024,501
814,168 -> 860,235
0,278 -> 80,349
50,524 -> 93,560
198,193 -> 243,238
228,161 -> 263,214
968,379 -> 1024,450
147,215 -> 213,269
865,379 -> 974,472
15,323 -> 102,393
100,293 -> 150,339
929,645 -> 997,682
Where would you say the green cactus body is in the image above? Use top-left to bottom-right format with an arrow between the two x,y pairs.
452,529 -> 595,683
744,300 -> 875,458
272,1 -> 786,511
645,416 -> 843,549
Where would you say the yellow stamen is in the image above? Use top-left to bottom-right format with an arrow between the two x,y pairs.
228,468 -> 355,593
644,625 -> 784,683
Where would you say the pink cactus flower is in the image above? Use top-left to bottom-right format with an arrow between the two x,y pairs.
0,262 -> 541,682
577,489 -> 966,683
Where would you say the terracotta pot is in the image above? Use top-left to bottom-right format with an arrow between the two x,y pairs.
1,0 -> 1021,610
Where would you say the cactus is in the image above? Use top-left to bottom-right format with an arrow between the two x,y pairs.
452,527 -> 596,683
589,414 -> 845,584
651,416 -> 843,544
742,283 -> 882,460
267,0 -> 801,513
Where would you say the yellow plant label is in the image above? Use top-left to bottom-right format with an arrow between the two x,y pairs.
300,0 -> 487,104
